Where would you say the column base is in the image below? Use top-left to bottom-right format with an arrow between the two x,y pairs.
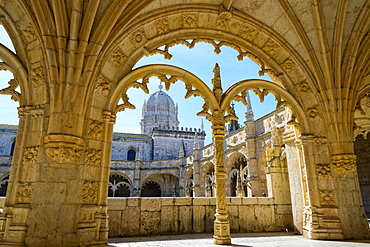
213,218 -> 231,245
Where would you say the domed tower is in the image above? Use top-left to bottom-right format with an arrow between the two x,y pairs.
140,86 -> 180,134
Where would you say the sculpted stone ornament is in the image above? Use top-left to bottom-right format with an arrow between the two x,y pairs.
319,190 -> 336,206
16,182 -> 34,203
22,147 -> 39,166
131,28 -> 147,48
31,66 -> 45,85
316,164 -> 332,179
82,181 -> 98,203
23,23 -> 37,42
95,76 -> 112,97
156,17 -> 170,34
87,120 -> 104,140
182,14 -> 198,28
0,78 -> 21,102
331,154 -> 356,176
109,47 -> 126,68
85,149 -> 102,167
44,134 -> 84,164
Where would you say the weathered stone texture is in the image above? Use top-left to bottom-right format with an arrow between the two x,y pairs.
106,197 -> 292,237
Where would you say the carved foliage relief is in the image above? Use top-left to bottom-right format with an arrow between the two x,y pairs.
23,23 -> 37,42
156,17 -> 170,34
87,120 -> 104,140
16,182 -> 34,203
82,181 -> 98,203
95,75 -> 112,97
31,66 -> 45,85
45,146 -> 83,164
85,149 -> 102,167
109,47 -> 126,68
22,147 -> 39,166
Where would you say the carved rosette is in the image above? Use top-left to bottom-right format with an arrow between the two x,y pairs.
131,28 -> 147,48
16,182 -> 34,203
280,57 -> 296,73
216,11 -> 232,30
316,164 -> 331,179
22,147 -> 39,166
44,134 -> 84,164
331,154 -> 356,176
85,149 -> 102,167
82,181 -> 98,203
182,14 -> 198,28
319,190 -> 336,206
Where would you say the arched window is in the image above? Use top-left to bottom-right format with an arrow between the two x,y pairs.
108,174 -> 131,197
127,149 -> 136,161
0,175 -> 9,197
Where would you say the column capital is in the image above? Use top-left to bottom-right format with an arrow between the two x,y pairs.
44,134 -> 85,164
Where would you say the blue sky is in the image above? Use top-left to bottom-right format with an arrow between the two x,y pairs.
0,26 -> 276,144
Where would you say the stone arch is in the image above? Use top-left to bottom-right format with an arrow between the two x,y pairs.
141,180 -> 161,197
0,173 -> 9,197
225,152 -> 249,197
108,173 -> 132,197
93,5 -> 321,123
0,10 -> 48,107
221,79 -> 310,133
140,173 -> 179,197
201,161 -> 215,197
107,64 -> 217,114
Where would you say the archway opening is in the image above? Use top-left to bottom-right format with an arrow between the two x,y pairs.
141,181 -> 161,197
108,174 -> 131,197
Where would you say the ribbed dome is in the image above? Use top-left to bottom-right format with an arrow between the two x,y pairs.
144,91 -> 177,119
140,90 -> 179,134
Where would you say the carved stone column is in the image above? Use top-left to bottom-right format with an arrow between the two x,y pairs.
244,118 -> 259,197
265,127 -> 291,204
297,134 -> 344,240
212,122 -> 231,245
0,105 -> 45,245
282,127 -> 304,233
330,153 -> 370,239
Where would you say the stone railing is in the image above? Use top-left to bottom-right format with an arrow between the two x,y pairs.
107,197 -> 293,237
0,197 -> 293,237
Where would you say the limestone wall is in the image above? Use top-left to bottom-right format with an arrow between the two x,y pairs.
107,197 -> 293,237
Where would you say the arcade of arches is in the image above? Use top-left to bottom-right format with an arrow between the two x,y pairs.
0,0 -> 369,246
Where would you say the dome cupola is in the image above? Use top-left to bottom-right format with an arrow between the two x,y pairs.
140,86 -> 179,134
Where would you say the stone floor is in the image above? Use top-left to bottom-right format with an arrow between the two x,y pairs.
108,232 -> 370,247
